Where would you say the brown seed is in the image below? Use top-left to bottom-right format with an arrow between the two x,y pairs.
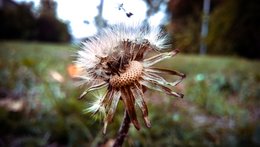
110,61 -> 143,88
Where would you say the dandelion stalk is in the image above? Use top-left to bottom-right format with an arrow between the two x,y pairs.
113,110 -> 130,147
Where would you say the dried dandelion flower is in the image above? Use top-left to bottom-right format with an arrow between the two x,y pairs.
75,23 -> 185,134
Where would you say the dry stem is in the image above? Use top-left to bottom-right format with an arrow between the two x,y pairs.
113,110 -> 130,147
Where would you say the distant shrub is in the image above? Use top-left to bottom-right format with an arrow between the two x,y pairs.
0,3 -> 71,42
36,15 -> 71,42
0,4 -> 36,40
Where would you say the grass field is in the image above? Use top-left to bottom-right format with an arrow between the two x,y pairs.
0,41 -> 259,146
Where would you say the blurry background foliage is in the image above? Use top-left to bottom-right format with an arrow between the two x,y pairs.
0,41 -> 259,146
0,0 -> 260,146
0,0 -> 71,42
167,0 -> 260,59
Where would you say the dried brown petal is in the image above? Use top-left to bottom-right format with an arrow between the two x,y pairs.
121,87 -> 140,130
132,83 -> 151,128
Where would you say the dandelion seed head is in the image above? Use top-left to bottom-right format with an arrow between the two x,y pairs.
75,23 -> 185,133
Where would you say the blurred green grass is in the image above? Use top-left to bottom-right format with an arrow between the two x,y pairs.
0,41 -> 259,146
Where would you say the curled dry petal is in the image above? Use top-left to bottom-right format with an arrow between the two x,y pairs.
121,87 -> 141,130
102,89 -> 116,134
103,90 -> 121,134
140,80 -> 184,98
145,68 -> 185,86
105,90 -> 121,123
143,49 -> 179,67
79,82 -> 108,99
132,83 -> 151,128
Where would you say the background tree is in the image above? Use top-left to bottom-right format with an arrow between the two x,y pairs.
206,0 -> 260,59
167,0 -> 260,59
167,0 -> 204,53
36,0 -> 71,42
0,0 -> 71,42
0,2 -> 36,40
94,0 -> 107,31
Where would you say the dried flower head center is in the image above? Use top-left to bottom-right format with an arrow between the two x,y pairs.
110,61 -> 143,88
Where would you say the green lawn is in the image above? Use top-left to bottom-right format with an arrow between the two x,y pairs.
0,41 -> 259,146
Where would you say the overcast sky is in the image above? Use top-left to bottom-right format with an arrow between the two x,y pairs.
14,0 -> 166,39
